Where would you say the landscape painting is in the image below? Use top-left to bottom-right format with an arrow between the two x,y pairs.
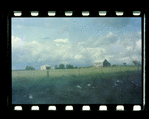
12,17 -> 142,104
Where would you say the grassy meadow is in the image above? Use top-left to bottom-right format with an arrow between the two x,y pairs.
12,65 -> 140,79
12,65 -> 142,104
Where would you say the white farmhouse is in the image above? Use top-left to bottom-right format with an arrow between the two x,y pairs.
94,62 -> 103,68
41,65 -> 51,70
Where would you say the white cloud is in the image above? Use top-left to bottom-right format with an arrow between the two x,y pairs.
12,36 -> 74,63
78,42 -> 85,45
76,45 -> 107,63
54,39 -> 68,43
24,40 -> 43,56
12,36 -> 24,48
88,32 -> 119,48
126,46 -> 133,50
90,31 -> 142,64
12,29 -> 142,67
74,54 -> 84,60
106,31 -> 113,37
136,39 -> 141,49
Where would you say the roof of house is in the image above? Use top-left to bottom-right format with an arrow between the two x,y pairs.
41,65 -> 51,67
103,59 -> 110,63
94,59 -> 110,64
94,62 -> 103,64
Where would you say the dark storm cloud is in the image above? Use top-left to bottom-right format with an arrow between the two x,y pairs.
93,18 -> 131,28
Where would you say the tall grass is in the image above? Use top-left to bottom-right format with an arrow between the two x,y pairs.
12,65 -> 142,104
12,66 -> 140,78
12,65 -> 141,85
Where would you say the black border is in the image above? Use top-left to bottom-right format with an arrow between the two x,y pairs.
4,10 -> 147,113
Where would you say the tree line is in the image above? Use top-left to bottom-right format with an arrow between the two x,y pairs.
23,65 -> 92,70
55,64 -> 78,69
55,64 -> 93,69
23,60 -> 141,70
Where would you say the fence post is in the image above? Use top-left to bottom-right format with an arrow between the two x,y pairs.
18,71 -> 19,79
47,70 -> 49,78
137,65 -> 139,72
78,68 -> 80,78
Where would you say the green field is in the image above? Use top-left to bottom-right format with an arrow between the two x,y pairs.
12,65 -> 141,79
12,65 -> 142,104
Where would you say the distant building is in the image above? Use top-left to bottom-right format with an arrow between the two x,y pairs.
94,62 -> 103,68
94,59 -> 111,68
103,59 -> 111,67
41,65 -> 51,70
111,65 -> 116,67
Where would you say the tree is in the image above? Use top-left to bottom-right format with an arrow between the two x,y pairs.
55,65 -> 59,69
132,60 -> 141,66
87,66 -> 92,68
59,64 -> 65,69
66,64 -> 69,69
71,65 -> 74,69
132,60 -> 141,73
74,66 -> 78,69
66,64 -> 74,69
123,63 -> 126,66
25,66 -> 35,70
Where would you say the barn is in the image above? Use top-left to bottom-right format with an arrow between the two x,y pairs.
94,59 -> 111,68
103,59 -> 111,67
41,65 -> 51,70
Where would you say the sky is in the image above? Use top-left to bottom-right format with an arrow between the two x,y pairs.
11,17 -> 142,70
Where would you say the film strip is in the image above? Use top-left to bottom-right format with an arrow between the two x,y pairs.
7,10 -> 146,112
12,11 -> 142,17
13,105 -> 142,111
